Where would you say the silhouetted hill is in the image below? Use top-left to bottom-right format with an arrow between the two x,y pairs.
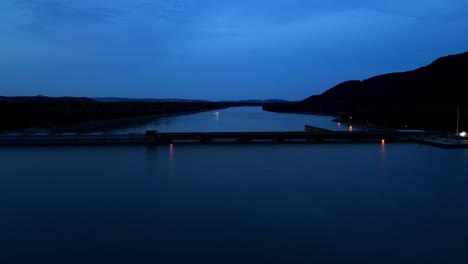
93,98 -> 293,104
264,52 -> 468,130
93,97 -> 210,103
0,96 -> 95,103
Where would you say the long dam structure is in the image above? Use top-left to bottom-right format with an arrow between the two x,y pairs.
1,129 -> 467,148
0,129 -> 418,146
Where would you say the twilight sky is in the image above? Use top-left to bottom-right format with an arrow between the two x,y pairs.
1,0 -> 468,100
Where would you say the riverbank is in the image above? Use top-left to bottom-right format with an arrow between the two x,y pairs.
1,99 -> 254,133
47,108 -> 225,133
5,108 -> 225,134
263,107 -> 395,132
412,137 -> 468,149
263,103 -> 467,132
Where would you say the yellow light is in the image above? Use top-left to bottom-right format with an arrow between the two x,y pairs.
381,139 -> 385,144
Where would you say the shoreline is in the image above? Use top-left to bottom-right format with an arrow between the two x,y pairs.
9,108 -> 226,134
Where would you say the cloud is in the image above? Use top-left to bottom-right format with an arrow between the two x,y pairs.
7,0 -> 123,29
132,0 -> 201,25
368,0 -> 468,21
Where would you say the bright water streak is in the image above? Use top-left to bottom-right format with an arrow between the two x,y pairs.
1,144 -> 468,263
112,107 -> 351,133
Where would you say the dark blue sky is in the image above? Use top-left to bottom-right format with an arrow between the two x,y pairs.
1,0 -> 468,100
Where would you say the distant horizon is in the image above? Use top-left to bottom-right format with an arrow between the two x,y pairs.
3,50 -> 467,101
1,0 -> 468,100
1,95 -> 299,102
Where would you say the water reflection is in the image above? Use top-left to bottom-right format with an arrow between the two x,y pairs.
380,142 -> 386,169
349,125 -> 353,132
2,145 -> 468,263
169,144 -> 175,176
213,111 -> 219,131
145,146 -> 159,172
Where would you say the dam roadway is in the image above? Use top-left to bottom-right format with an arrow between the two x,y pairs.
0,130 -> 407,146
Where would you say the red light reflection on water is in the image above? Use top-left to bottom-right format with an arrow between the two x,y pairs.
380,141 -> 386,167
349,126 -> 353,132
169,144 -> 175,176
169,144 -> 174,162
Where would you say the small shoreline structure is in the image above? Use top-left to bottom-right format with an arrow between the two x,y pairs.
412,104 -> 468,148
412,137 -> 468,149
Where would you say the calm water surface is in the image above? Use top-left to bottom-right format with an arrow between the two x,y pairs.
112,107 -> 352,133
1,143 -> 468,263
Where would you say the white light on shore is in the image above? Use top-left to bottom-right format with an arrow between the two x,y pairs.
460,132 -> 467,137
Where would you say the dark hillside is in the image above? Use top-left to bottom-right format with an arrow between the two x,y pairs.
264,52 -> 468,130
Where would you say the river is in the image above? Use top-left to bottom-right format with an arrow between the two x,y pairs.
111,106 -> 353,133
1,107 -> 468,263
